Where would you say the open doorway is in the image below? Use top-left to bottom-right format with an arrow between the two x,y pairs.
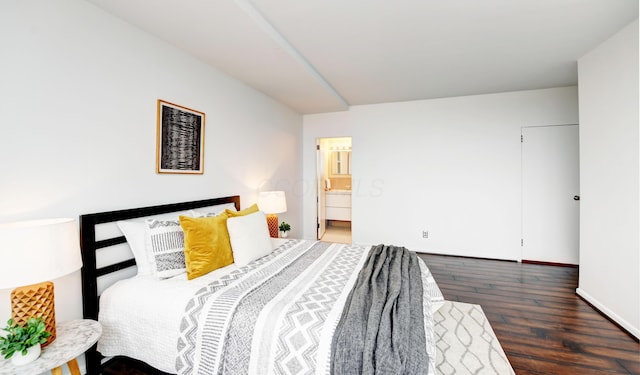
316,137 -> 352,244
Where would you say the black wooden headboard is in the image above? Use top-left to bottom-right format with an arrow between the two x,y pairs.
79,195 -> 240,374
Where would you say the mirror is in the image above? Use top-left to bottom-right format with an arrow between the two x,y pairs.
331,150 -> 351,175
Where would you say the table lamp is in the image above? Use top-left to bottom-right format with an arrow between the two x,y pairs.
0,218 -> 83,348
257,191 -> 287,238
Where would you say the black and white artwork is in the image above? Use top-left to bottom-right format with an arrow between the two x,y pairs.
156,100 -> 205,174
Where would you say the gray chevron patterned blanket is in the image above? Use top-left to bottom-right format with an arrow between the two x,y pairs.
175,240 -> 434,375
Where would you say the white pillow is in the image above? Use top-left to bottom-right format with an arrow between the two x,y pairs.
117,211 -> 186,276
190,202 -> 237,217
145,219 -> 186,278
116,208 -> 212,276
116,221 -> 152,276
227,211 -> 272,267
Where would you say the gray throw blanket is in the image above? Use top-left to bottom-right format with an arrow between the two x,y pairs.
331,244 -> 428,375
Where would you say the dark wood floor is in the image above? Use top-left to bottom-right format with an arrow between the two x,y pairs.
418,253 -> 640,375
102,254 -> 639,374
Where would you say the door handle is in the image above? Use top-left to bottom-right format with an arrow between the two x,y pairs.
573,195 -> 580,201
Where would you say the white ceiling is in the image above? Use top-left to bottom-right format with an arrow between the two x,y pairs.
86,0 -> 638,114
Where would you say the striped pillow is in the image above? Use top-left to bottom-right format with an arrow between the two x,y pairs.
145,219 -> 186,278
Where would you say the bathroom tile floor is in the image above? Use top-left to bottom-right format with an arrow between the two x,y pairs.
319,222 -> 352,244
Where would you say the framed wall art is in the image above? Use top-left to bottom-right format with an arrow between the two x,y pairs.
156,99 -> 205,174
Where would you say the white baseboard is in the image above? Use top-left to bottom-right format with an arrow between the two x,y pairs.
413,248 -> 519,262
576,288 -> 640,340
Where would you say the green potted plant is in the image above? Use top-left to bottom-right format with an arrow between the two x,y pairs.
279,221 -> 291,238
0,317 -> 50,366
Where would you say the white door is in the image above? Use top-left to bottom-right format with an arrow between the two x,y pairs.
522,125 -> 580,264
316,143 -> 327,239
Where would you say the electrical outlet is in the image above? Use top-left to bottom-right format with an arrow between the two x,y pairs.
422,230 -> 429,239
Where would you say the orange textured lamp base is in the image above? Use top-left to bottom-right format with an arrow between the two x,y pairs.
11,281 -> 56,348
266,214 -> 279,238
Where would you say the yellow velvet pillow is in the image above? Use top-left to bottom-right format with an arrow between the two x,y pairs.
225,203 -> 259,217
179,214 -> 234,280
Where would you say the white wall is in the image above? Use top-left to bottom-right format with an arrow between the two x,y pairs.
303,87 -> 579,260
0,0 -> 302,357
576,19 -> 639,339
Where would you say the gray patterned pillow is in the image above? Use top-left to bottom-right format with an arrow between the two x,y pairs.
145,219 -> 186,278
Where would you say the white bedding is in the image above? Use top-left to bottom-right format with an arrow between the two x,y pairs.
98,239 -> 443,374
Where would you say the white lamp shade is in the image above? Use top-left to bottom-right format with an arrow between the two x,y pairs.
257,191 -> 287,214
0,218 -> 83,289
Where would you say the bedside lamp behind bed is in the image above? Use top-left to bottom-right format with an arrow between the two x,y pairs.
257,191 -> 287,238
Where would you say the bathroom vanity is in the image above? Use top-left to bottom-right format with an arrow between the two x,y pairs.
325,190 -> 351,221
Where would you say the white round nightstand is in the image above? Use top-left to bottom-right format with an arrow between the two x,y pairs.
0,319 -> 102,375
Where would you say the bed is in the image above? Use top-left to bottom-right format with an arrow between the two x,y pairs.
80,195 -> 444,375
